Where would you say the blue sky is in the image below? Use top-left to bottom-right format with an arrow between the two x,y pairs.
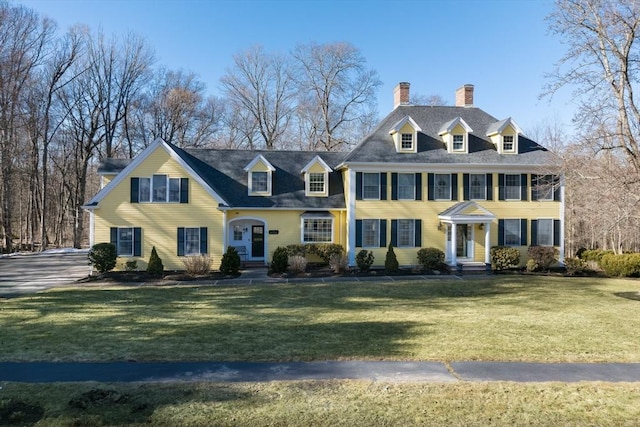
19,0 -> 573,135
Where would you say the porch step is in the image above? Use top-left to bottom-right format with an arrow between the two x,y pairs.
243,261 -> 267,268
456,263 -> 491,274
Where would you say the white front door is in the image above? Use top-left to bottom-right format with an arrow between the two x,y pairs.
446,224 -> 474,261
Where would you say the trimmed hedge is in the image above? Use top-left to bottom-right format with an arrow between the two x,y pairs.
417,247 -> 445,271
384,244 -> 399,273
580,249 -> 614,263
220,246 -> 241,275
88,243 -> 117,274
271,247 -> 289,273
600,253 -> 640,277
490,246 -> 520,271
356,250 -> 374,272
284,243 -> 344,264
527,246 -> 559,271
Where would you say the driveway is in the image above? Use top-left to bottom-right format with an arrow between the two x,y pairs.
0,250 -> 91,297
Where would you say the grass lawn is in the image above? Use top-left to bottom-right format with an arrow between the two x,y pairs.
1,381 -> 639,426
0,275 -> 638,362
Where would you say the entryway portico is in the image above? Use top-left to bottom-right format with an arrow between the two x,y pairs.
438,201 -> 496,268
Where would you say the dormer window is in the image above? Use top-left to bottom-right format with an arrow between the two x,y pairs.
301,155 -> 332,197
309,172 -> 325,193
438,117 -> 472,154
503,135 -> 514,152
244,154 -> 275,196
401,133 -> 413,150
453,135 -> 464,151
486,118 -> 523,154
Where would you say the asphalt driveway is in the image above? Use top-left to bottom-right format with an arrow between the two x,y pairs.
0,250 -> 91,298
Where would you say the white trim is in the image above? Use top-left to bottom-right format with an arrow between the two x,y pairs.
243,154 -> 276,172
217,206 -> 346,211
389,115 -> 422,133
438,117 -> 473,135
248,170 -> 272,196
347,169 -> 356,266
89,211 -> 95,247
301,155 -> 332,173
301,216 -> 334,244
559,174 -> 565,264
84,138 -> 228,208
486,117 -> 523,136
341,162 -> 560,174
305,171 -> 328,197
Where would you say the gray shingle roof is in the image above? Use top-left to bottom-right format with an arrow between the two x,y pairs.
343,106 -> 558,166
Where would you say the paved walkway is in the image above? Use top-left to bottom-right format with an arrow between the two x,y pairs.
1,361 -> 639,383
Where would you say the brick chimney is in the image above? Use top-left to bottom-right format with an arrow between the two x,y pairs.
455,84 -> 474,107
393,82 -> 410,108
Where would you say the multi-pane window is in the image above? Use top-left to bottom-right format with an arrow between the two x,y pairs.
537,219 -> 553,246
309,173 -> 325,193
435,174 -> 451,200
139,178 -> 151,202
503,135 -> 514,151
117,228 -> 133,256
401,133 -> 413,150
362,219 -> 379,247
152,174 -> 167,202
535,175 -> 555,201
251,171 -> 268,193
469,174 -> 486,200
398,219 -> 415,247
233,226 -> 243,241
363,173 -> 380,200
504,219 -> 521,246
504,174 -> 521,200
398,173 -> 415,200
184,227 -> 202,256
303,218 -> 333,243
453,134 -> 464,151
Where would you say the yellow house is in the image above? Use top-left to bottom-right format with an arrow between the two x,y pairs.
85,82 -> 563,271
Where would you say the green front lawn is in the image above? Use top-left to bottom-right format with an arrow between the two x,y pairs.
0,276 -> 638,362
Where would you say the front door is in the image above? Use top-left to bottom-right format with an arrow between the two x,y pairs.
456,224 -> 468,257
251,225 -> 264,258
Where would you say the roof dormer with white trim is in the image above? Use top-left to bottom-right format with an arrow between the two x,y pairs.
389,115 -> 421,154
244,154 -> 276,196
301,155 -> 332,197
486,118 -> 523,154
438,117 -> 473,154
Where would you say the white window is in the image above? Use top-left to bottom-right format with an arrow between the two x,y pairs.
303,218 -> 333,243
363,173 -> 380,200
504,219 -> 521,246
117,227 -> 133,256
503,135 -> 514,151
152,174 -> 167,202
398,219 -> 415,247
453,134 -> 464,151
401,133 -> 413,150
362,219 -> 379,247
309,172 -> 325,193
505,174 -> 521,200
470,174 -> 486,200
251,171 -> 268,193
139,178 -> 151,202
537,219 -> 553,246
536,175 -> 555,201
184,227 -> 201,256
398,173 -> 415,200
435,174 -> 451,200
233,226 -> 243,241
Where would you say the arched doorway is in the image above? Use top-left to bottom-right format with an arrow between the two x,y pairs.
228,218 -> 266,261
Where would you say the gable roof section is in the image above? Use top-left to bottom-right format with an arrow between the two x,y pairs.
244,154 -> 276,172
84,139 -> 228,209
438,116 -> 473,135
301,155 -> 333,173
341,105 -> 558,167
486,117 -> 523,136
388,115 -> 422,134
438,201 -> 496,223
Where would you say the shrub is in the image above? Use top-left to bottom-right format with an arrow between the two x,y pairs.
356,250 -> 374,272
147,246 -> 164,275
527,246 -> 559,271
581,249 -> 614,264
310,243 -> 344,263
417,247 -> 445,271
575,247 -> 587,259
564,257 -> 586,276
285,244 -> 306,257
220,246 -> 241,275
526,259 -> 539,272
288,255 -> 308,274
271,246 -> 289,273
490,246 -> 520,271
88,243 -> 117,274
124,260 -> 138,271
183,254 -> 211,275
600,253 -> 640,277
384,243 -> 399,273
329,253 -> 348,274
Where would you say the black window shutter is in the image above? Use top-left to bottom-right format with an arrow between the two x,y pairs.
391,219 -> 398,247
463,173 -> 470,201
427,173 -> 435,201
554,219 -> 561,246
133,227 -> 142,257
498,174 -> 505,200
414,219 -> 422,247
200,227 -> 208,254
130,178 -> 139,203
380,173 -> 387,200
531,175 -> 539,201
391,173 -> 398,200
177,227 -> 185,256
451,173 -> 458,201
356,172 -> 362,200
486,173 -> 493,200
110,228 -> 118,246
355,220 -> 362,247
520,174 -> 528,201
379,219 -> 387,247
520,219 -> 528,246
180,178 -> 189,203
531,220 -> 538,246
498,219 -> 505,245
554,176 -> 561,201
415,173 -> 422,200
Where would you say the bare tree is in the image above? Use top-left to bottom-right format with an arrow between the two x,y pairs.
411,93 -> 448,106
220,46 -> 295,149
291,42 -> 381,151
